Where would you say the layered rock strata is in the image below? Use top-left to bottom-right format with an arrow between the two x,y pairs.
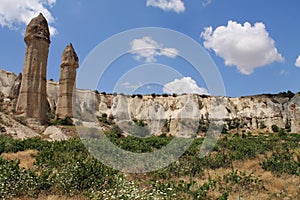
56,43 -> 79,118
15,13 -> 50,124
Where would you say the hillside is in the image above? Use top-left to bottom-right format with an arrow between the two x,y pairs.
0,126 -> 300,199
0,69 -> 300,199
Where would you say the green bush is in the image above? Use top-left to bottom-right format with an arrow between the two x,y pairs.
271,124 -> 279,133
97,113 -> 112,125
278,128 -> 287,137
0,157 -> 50,198
54,117 -> 74,126
260,149 -> 300,175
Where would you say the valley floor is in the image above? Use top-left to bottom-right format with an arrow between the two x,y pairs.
0,130 -> 299,200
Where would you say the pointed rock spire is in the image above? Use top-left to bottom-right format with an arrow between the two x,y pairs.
16,13 -> 50,124
24,13 -> 50,44
56,43 -> 79,118
61,43 -> 79,68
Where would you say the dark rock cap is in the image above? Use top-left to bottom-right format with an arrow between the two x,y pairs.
61,43 -> 79,68
24,13 -> 50,44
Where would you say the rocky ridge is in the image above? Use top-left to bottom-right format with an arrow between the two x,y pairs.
0,69 -> 300,139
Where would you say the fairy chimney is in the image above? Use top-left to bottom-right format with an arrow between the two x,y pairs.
56,43 -> 79,118
16,13 -> 50,124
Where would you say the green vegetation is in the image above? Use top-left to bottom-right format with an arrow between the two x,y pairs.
0,130 -> 299,199
271,124 -> 279,133
278,90 -> 295,98
53,116 -> 74,126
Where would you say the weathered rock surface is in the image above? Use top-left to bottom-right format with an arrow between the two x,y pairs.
9,73 -> 22,100
0,112 -> 39,139
24,13 -> 50,44
73,92 -> 300,135
56,43 -> 79,118
16,13 -> 50,124
0,69 -> 300,138
42,126 -> 69,141
0,70 -> 17,97
47,80 -> 59,113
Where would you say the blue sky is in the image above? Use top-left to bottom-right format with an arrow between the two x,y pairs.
0,0 -> 300,97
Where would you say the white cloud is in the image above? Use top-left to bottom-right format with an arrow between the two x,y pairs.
280,69 -> 288,76
146,0 -> 185,13
201,21 -> 284,75
295,55 -> 300,67
202,0 -> 213,7
121,82 -> 143,90
0,0 -> 57,35
130,36 -> 179,63
163,77 -> 209,95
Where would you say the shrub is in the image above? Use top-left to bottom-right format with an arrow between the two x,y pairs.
260,149 -> 300,175
285,121 -> 291,132
259,122 -> 267,129
271,124 -> 279,133
278,128 -> 287,137
0,130 -> 298,199
221,125 -> 228,134
108,114 -> 115,121
54,117 -> 74,126
0,157 -> 48,198
278,90 -> 294,98
97,114 -> 111,125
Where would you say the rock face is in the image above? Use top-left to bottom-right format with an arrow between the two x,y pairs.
73,92 -> 300,135
0,70 -> 17,97
16,13 -> 50,124
0,112 -> 40,139
42,126 -> 69,141
47,80 -> 59,113
0,69 -> 300,136
9,73 -> 22,100
56,43 -> 79,118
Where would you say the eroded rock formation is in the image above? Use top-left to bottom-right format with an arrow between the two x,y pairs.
56,43 -> 79,118
0,68 -> 299,136
71,92 -> 300,135
15,13 -> 50,124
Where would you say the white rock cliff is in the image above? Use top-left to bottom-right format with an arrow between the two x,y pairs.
1,69 -> 299,137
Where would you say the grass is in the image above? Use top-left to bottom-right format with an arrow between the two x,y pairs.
1,149 -> 37,170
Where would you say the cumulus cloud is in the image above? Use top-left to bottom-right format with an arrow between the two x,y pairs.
130,36 -> 179,63
201,20 -> 284,75
146,0 -> 185,13
0,0 -> 57,35
295,55 -> 300,67
163,77 -> 209,95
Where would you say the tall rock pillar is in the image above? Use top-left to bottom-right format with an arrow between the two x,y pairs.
16,13 -> 50,124
56,43 -> 79,118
